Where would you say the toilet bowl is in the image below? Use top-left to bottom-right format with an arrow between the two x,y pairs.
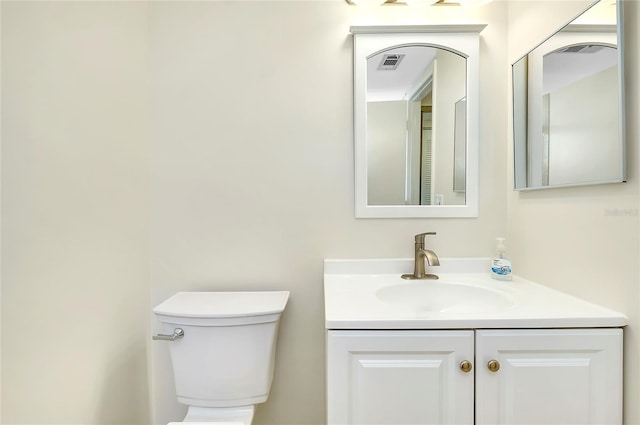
153,291 -> 290,424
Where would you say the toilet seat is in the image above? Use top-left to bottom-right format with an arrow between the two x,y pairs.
181,405 -> 254,424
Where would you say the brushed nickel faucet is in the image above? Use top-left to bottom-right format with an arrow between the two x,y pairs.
401,232 -> 440,280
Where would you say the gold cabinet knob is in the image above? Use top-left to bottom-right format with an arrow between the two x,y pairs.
459,360 -> 473,373
487,359 -> 500,372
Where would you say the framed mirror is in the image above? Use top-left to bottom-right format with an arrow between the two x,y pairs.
352,25 -> 485,218
512,0 -> 625,191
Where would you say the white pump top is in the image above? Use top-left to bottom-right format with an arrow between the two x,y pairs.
496,237 -> 507,258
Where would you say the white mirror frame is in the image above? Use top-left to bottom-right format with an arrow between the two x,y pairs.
352,25 -> 486,218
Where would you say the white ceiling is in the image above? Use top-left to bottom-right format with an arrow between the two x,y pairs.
543,45 -> 617,95
367,45 -> 439,102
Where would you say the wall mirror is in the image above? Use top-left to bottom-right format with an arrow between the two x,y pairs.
512,0 -> 625,190
352,25 -> 485,218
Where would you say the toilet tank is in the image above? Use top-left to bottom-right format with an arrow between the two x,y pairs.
153,291 -> 290,408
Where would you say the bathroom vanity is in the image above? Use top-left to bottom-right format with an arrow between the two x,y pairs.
324,259 -> 627,425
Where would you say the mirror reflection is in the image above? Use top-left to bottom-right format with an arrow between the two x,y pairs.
513,0 -> 625,190
352,26 -> 483,218
366,46 -> 467,206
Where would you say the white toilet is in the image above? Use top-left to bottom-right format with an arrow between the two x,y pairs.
153,291 -> 290,424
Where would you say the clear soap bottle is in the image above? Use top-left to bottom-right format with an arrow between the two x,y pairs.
491,237 -> 512,281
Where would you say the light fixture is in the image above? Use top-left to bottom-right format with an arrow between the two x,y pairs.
345,0 -> 493,6
404,0 -> 439,7
348,0 -> 387,6
456,0 -> 493,7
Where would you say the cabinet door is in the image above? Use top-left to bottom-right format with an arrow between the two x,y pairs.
476,328 -> 623,425
327,330 -> 474,425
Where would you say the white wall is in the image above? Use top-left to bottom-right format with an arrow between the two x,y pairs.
548,66 -> 620,186
433,49 -> 466,205
1,2 -> 3,419
367,100 -> 408,205
507,1 -> 640,423
8,0 -> 638,423
1,2 -> 150,423
149,2 -> 508,423
2,1 -> 509,424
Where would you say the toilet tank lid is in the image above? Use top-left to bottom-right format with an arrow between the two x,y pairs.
153,291 -> 290,318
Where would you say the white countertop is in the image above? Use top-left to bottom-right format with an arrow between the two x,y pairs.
324,258 -> 628,330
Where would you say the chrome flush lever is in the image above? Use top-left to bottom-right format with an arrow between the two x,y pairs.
153,328 -> 184,341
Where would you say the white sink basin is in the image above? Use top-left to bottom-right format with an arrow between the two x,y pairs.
376,281 -> 514,313
324,258 -> 629,329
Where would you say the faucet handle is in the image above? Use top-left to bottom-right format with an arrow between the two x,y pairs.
414,232 -> 436,243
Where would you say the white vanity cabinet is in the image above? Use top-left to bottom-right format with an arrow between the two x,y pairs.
323,259 -> 628,425
475,328 -> 623,425
327,328 -> 622,425
327,330 -> 475,425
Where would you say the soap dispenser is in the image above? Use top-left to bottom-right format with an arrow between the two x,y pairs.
491,237 -> 512,281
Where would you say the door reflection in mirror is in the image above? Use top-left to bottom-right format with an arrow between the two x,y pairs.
366,45 -> 466,206
542,44 -> 618,187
